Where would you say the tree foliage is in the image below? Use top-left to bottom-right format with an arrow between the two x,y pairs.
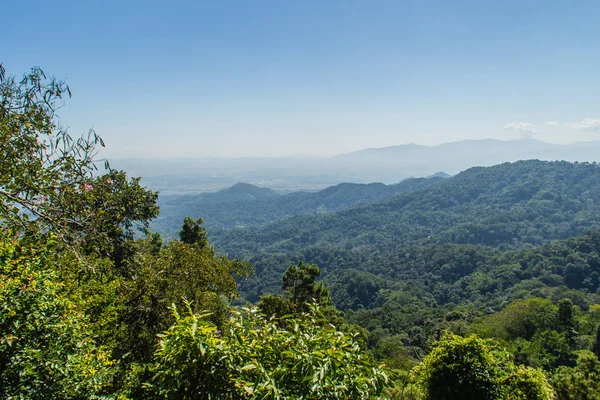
257,261 -> 342,327
413,334 -> 555,400
0,64 -> 159,264
0,232 -> 114,399
179,216 -> 209,247
1,64 -> 101,235
145,304 -> 388,399
594,324 -> 600,359
552,351 -> 600,400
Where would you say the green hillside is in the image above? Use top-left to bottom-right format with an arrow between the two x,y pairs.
152,175 -> 446,235
3,64 -> 600,400
212,160 -> 600,258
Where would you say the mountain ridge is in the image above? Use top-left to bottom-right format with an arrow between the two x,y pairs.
114,139 -> 600,193
151,176 -> 448,236
211,160 -> 600,259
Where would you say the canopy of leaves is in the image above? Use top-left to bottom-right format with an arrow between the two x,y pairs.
145,304 -> 388,400
552,351 -> 600,400
413,334 -> 555,400
0,232 -> 114,399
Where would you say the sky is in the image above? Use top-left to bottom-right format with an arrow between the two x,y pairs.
2,0 -> 600,158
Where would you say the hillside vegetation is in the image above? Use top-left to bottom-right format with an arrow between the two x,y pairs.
0,65 -> 392,399
152,175 -> 445,235
205,160 -> 600,398
212,160 -> 600,257
2,64 -> 600,399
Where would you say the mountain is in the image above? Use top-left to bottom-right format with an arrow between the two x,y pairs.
426,172 -> 452,179
334,139 -> 600,172
209,160 -> 600,300
115,139 -> 600,194
216,182 -> 279,201
151,176 -> 448,237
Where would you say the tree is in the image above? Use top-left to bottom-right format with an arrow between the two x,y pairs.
79,170 -> 159,272
0,232 -> 114,399
1,63 -> 102,235
0,64 -> 159,267
413,334 -> 554,400
257,261 -> 341,325
113,236 -> 251,364
552,351 -> 600,400
593,324 -> 600,360
470,298 -> 557,342
557,299 -> 576,341
179,216 -> 208,248
1,65 -> 251,396
282,261 -> 331,312
143,304 -> 389,399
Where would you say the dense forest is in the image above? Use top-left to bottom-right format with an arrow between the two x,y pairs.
2,65 -> 600,399
210,160 -> 600,255
152,176 -> 446,235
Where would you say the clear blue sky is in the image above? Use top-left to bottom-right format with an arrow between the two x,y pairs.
3,0 -> 600,157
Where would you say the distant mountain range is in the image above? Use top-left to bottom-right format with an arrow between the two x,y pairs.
151,174 -> 448,237
113,139 -> 600,194
334,139 -> 600,167
148,159 -> 600,313
214,158 -> 600,253
195,182 -> 279,203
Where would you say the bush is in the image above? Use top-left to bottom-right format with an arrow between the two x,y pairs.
413,334 -> 554,400
552,351 -> 600,400
0,233 -> 114,399
144,304 -> 389,399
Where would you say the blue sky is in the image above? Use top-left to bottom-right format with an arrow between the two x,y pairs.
2,0 -> 600,157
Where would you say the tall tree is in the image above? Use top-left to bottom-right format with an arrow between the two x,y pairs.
257,261 -> 342,327
179,216 -> 209,248
593,324 -> 600,359
0,63 -> 159,268
282,261 -> 331,312
557,298 -> 576,345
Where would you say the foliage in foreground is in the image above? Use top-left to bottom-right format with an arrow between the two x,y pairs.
552,351 -> 600,400
4,63 -> 600,400
0,233 -> 114,399
413,334 -> 555,400
144,304 -> 389,399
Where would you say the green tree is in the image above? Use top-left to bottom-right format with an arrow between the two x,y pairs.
557,299 -> 576,344
144,304 -> 389,399
179,216 -> 209,248
0,65 -> 252,397
0,64 -> 159,268
0,232 -> 114,399
282,261 -> 331,312
79,170 -> 159,272
413,334 -> 554,400
257,261 -> 342,326
470,298 -> 558,342
0,64 -> 103,236
552,351 -> 600,400
593,324 -> 600,359
114,237 -> 251,364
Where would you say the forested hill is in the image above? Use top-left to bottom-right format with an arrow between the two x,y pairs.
209,161 -> 600,371
212,160 -> 600,259
152,175 -> 446,235
4,66 -> 600,399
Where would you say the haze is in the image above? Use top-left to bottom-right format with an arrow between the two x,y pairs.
3,0 -> 600,158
